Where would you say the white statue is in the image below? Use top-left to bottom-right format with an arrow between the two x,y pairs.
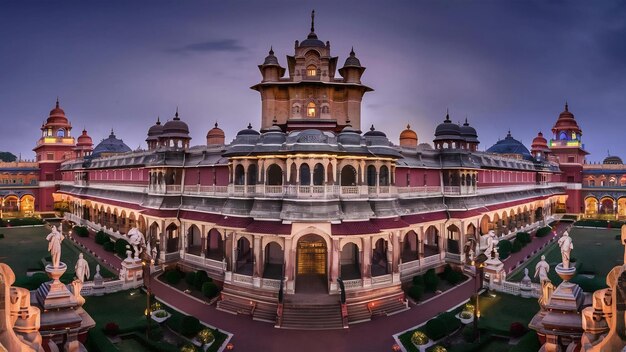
534,255 -> 550,283
484,230 -> 497,259
558,231 -> 574,269
127,227 -> 146,259
46,225 -> 65,268
621,225 -> 626,264
74,253 -> 90,282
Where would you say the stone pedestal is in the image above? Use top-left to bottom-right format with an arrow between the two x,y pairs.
120,258 -> 143,289
483,257 -> 505,287
37,263 -> 78,310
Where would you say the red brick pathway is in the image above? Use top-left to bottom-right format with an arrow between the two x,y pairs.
69,222 -> 566,352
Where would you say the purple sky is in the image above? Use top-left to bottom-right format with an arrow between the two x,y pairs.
1,1 -> 625,162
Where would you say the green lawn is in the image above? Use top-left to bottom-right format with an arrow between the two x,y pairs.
508,227 -> 621,291
477,293 -> 539,336
0,225 -> 114,288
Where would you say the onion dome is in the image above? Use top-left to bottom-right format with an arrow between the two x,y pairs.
552,102 -> 581,134
487,131 -> 532,159
262,47 -> 279,66
399,124 -> 418,148
433,112 -> 462,141
343,47 -> 362,67
603,155 -> 623,165
531,132 -> 549,151
206,122 -> 225,146
237,123 -> 261,136
162,109 -> 190,138
45,98 -> 70,126
460,118 -> 478,143
76,129 -> 93,146
299,10 -> 325,48
91,130 -> 131,158
363,125 -> 386,137
146,117 -> 163,142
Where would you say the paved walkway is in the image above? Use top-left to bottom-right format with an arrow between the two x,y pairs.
68,221 -> 567,352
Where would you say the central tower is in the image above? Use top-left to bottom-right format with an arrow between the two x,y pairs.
251,11 -> 372,132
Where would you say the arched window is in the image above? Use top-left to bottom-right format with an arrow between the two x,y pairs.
559,131 -> 568,140
367,165 -> 376,187
247,164 -> 257,185
266,164 -> 283,185
341,165 -> 357,186
306,65 -> 317,77
56,129 -> 65,137
379,166 -> 389,186
300,164 -> 311,185
307,102 -> 316,117
234,165 -> 245,185
313,163 -> 324,185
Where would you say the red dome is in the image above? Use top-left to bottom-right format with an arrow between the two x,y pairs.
76,129 -> 93,146
399,124 -> 418,148
531,131 -> 550,155
551,103 -> 581,134
45,99 -> 70,127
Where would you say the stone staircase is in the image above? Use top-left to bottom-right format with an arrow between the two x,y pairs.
279,301 -> 344,330
346,289 -> 409,325
216,284 -> 278,324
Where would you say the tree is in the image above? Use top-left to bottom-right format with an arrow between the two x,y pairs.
0,152 -> 17,162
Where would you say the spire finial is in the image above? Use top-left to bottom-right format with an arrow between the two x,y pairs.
406,124 -> 411,130
370,124 -> 375,131
175,106 -> 179,119
215,121 -> 218,128
157,116 -> 161,124
350,46 -> 355,56
445,108 -> 450,122
311,10 -> 315,33
565,101 -> 569,111
247,123 -> 252,129
269,46 -> 274,55
56,96 -> 59,108
110,128 -> 114,136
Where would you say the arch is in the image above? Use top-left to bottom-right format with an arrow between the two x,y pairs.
206,228 -> 224,260
479,214 -> 491,235
235,236 -> 253,274
300,163 -> 311,186
165,223 -> 179,253
186,224 -> 202,256
266,164 -> 283,185
313,163 -> 324,186
234,164 -> 245,185
263,241 -> 284,279
446,224 -> 460,254
402,230 -> 419,262
148,222 -> 160,251
600,196 -> 615,214
367,165 -> 377,187
137,215 -> 146,233
296,233 -> 328,293
340,242 -> 360,280
379,165 -> 390,186
247,164 -> 258,185
340,165 -> 357,186
618,198 -> 626,218
306,64 -> 317,77
372,238 -> 389,276
306,102 -> 316,117
464,223 -> 477,257
1,195 -> 19,213
424,225 -> 439,257
56,128 -> 65,137
19,194 -> 35,216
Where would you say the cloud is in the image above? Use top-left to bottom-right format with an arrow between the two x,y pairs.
170,39 -> 246,53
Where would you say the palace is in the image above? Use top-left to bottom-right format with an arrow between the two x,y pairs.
2,13 -> 623,327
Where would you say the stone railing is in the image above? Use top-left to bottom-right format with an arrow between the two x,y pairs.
342,278 -> 363,291
487,279 -> 541,299
261,278 -> 281,290
233,273 -> 253,286
181,253 -> 226,273
371,274 -> 392,286
399,254 -> 444,279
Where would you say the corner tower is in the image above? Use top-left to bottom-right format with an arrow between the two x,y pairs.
251,11 -> 373,132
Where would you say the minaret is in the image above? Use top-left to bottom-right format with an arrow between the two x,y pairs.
250,11 -> 373,132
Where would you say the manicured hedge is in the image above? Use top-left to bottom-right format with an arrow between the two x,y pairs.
516,232 -> 531,244
115,238 -> 131,258
424,268 -> 440,292
185,271 -> 196,286
179,315 -> 202,337
202,281 -> 220,298
511,239 -> 522,253
412,274 -> 424,286
74,226 -> 89,237
165,270 -> 181,285
510,331 -> 541,352
408,284 -> 424,301
574,219 -> 625,228
194,270 -> 210,290
423,318 -> 447,341
95,230 -> 110,245
535,226 -> 552,237
497,240 -> 512,259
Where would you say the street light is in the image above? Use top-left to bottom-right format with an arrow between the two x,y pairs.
473,255 -> 486,342
140,244 -> 154,339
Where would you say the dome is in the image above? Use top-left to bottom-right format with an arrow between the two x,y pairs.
299,11 -> 325,48
146,117 -> 164,141
531,131 -> 549,150
162,110 -> 190,138
45,99 -> 70,126
552,103 -> 581,133
417,143 -> 433,150
434,112 -> 462,141
237,123 -> 260,136
262,47 -> 279,66
399,124 -> 418,148
76,129 -> 93,146
363,125 -> 387,138
486,131 -> 532,159
91,130 -> 131,158
459,119 -> 478,143
294,129 -> 329,144
259,125 -> 286,145
603,155 -> 623,165
206,122 -> 225,139
343,48 -> 362,67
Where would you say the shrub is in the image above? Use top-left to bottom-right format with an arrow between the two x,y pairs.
497,240 -> 512,260
408,284 -> 424,301
509,322 -> 526,338
462,325 -> 477,343
423,318 -> 447,341
411,330 -> 429,345
437,311 -> 461,334
424,268 -> 439,292
443,264 -> 452,277
103,322 -> 119,336
115,239 -> 131,258
194,270 -> 209,290
95,230 -> 110,245
412,275 -> 424,286
185,271 -> 196,287
511,239 -> 522,253
445,269 -> 464,285
201,281 -> 219,298
196,328 -> 215,345
74,226 -> 89,237
165,270 -> 181,285
180,344 -> 198,352
535,226 -> 552,238
103,241 -> 114,252
516,232 -> 531,244
148,327 -> 164,341
179,315 -> 201,336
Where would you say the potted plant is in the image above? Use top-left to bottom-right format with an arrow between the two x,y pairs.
195,328 -> 215,351
411,330 -> 433,352
150,309 -> 171,323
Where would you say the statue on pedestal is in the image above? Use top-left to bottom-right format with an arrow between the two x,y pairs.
558,231 -> 574,269
127,228 -> 146,260
46,225 -> 64,269
74,253 -> 90,283
484,230 -> 497,259
535,255 -> 550,283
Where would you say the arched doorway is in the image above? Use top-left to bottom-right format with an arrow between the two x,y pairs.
186,225 -> 202,256
340,242 -> 360,280
585,197 -> 598,217
296,234 -> 328,293
372,238 -> 389,276
235,237 -> 253,274
263,242 -> 284,279
165,223 -> 179,253
600,197 -> 615,214
266,164 -> 283,185
340,165 -> 357,186
402,231 -> 419,262
424,225 -> 439,257
206,228 -> 223,260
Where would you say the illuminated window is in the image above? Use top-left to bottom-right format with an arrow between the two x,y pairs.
306,65 -> 317,77
307,102 -> 316,117
571,132 -> 577,140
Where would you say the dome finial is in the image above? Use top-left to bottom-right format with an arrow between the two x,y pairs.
174,106 -> 179,120
156,116 -> 161,125
565,101 -> 568,111
445,108 -> 450,122
370,124 -> 375,131
56,96 -> 59,108
311,9 -> 315,33
215,121 -> 218,128
269,46 -> 274,55
406,123 -> 411,130
350,46 -> 355,56
247,123 -> 252,129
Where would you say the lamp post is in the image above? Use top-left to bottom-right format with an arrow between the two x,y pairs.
141,245 -> 154,339
473,259 -> 485,342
